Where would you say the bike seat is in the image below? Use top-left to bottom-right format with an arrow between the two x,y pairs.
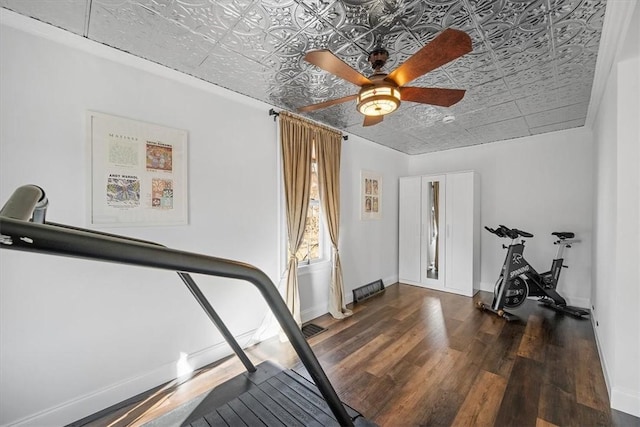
552,232 -> 575,239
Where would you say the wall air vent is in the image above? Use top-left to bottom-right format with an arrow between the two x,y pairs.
353,279 -> 385,303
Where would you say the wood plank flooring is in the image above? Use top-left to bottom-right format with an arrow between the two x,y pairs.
81,284 -> 638,427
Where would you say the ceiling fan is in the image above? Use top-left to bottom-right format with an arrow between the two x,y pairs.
297,28 -> 473,127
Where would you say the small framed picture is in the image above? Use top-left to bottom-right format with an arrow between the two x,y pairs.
361,170 -> 382,220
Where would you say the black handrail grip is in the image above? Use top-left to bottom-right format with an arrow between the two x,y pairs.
0,184 -> 48,222
0,217 -> 353,426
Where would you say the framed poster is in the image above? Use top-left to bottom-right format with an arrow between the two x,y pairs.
361,170 -> 382,220
87,111 -> 188,226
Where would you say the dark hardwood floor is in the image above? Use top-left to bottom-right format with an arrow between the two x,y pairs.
83,284 -> 638,427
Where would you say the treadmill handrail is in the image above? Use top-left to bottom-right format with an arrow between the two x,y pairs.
0,186 -> 354,426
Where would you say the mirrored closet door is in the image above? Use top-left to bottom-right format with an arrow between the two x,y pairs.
421,175 -> 446,289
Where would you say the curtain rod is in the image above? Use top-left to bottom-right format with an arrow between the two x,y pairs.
269,109 -> 348,141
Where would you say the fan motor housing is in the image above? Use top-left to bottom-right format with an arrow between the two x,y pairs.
368,47 -> 389,71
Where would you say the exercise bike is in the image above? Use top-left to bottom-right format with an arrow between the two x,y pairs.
477,225 -> 590,321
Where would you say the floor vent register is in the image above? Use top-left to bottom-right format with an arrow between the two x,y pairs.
352,279 -> 385,303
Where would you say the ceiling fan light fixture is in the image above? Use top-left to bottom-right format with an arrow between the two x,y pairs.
357,85 -> 401,116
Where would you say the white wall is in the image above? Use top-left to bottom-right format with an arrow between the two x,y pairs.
408,128 -> 595,307
0,12 -> 405,426
339,137 -> 407,295
591,2 -> 640,415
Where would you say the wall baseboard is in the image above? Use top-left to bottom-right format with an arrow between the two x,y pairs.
479,280 -> 495,293
591,312 -> 612,396
301,304 -> 329,324
7,330 -> 257,427
302,276 -> 398,323
592,313 -> 640,418
589,304 -> 640,418
611,386 -> 640,418
384,275 -> 399,287
564,295 -> 591,309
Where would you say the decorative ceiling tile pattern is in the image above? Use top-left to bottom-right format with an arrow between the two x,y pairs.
0,0 -> 607,154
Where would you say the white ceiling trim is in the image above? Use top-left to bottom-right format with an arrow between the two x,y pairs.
585,0 -> 637,128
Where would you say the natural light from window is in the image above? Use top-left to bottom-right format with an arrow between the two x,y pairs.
295,150 -> 321,264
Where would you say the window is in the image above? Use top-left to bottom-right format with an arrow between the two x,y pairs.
294,149 -> 322,264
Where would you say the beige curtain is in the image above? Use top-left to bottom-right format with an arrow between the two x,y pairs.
316,127 -> 353,319
279,112 -> 312,327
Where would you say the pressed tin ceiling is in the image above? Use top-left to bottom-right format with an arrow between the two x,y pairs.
0,0 -> 607,154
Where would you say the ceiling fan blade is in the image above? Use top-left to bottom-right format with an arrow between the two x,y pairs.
297,94 -> 358,113
304,50 -> 372,87
386,28 -> 472,87
400,87 -> 466,107
363,115 -> 384,127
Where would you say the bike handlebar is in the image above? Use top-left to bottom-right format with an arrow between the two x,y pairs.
485,224 -> 533,239
486,224 -> 579,248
